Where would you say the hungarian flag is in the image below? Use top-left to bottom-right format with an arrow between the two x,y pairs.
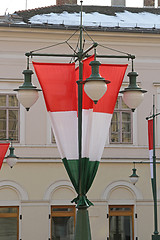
33,57 -> 127,206
148,119 -> 153,178
0,143 -> 10,169
148,119 -> 154,196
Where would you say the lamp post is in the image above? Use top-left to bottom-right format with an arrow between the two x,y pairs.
130,95 -> 160,240
14,1 -> 146,239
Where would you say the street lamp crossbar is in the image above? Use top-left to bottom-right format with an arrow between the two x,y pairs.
25,52 -> 135,60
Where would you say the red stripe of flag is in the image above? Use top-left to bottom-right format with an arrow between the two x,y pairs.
94,63 -> 128,114
33,57 -> 128,114
0,143 -> 10,170
148,119 -> 153,150
33,62 -> 77,112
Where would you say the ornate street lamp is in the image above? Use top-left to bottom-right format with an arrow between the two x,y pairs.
83,59 -> 110,104
14,1 -> 147,239
129,163 -> 139,185
14,56 -> 41,111
6,143 -> 18,168
120,60 -> 147,112
0,139 -> 18,168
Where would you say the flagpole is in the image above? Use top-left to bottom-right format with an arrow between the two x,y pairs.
74,1 -> 92,240
152,95 -> 159,238
146,95 -> 160,240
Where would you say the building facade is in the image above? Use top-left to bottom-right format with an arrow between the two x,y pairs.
0,5 -> 160,240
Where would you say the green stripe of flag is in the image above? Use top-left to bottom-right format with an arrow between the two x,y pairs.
62,157 -> 99,207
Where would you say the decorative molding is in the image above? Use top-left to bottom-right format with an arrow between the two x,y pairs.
101,180 -> 143,201
0,180 -> 29,201
43,180 -> 75,201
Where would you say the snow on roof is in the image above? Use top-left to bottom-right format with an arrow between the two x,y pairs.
29,10 -> 160,29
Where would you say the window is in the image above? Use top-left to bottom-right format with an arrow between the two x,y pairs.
109,205 -> 134,240
110,96 -> 132,144
51,205 -> 76,240
144,0 -> 154,6
0,206 -> 19,240
0,94 -> 19,142
111,0 -> 125,6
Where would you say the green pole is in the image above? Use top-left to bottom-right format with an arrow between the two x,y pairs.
74,1 -> 92,240
152,96 -> 160,240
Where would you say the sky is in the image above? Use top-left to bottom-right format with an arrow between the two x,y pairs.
0,0 -> 107,15
0,0 -> 142,15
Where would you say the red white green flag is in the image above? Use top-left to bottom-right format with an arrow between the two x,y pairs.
0,143 -> 10,169
148,119 -> 153,179
33,57 -> 127,206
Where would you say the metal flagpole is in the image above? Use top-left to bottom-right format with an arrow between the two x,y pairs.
146,95 -> 160,240
74,1 -> 92,239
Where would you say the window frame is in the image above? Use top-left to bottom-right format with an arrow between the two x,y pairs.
110,96 -> 133,144
0,94 -> 20,142
0,206 -> 19,240
51,205 -> 76,239
109,205 -> 134,240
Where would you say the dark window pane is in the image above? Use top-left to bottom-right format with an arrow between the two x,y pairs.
0,96 -> 6,107
109,216 -> 132,240
0,131 -> 6,139
0,207 -> 18,213
9,131 -> 18,141
0,218 -> 17,240
9,121 -> 18,132
51,216 -> 74,240
122,123 -> 131,132
9,95 -> 18,107
110,133 -> 119,143
0,110 -> 6,120
112,112 -> 120,122
110,207 -> 132,212
9,110 -> 18,140
0,120 -> 6,130
122,133 -> 131,143
9,110 -> 18,120
0,110 -> 6,138
52,208 -> 74,212
144,0 -> 154,6
122,112 -> 131,122
111,122 -> 120,132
